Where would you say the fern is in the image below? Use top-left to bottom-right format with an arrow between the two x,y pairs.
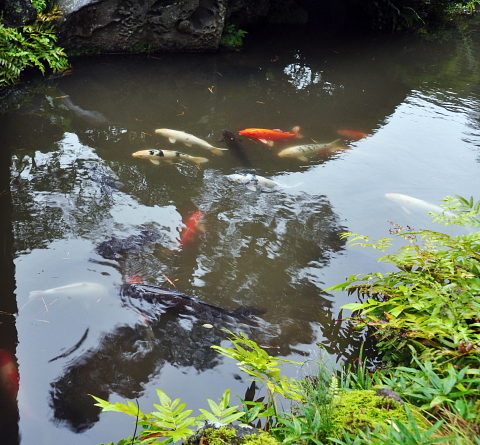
0,6 -> 69,86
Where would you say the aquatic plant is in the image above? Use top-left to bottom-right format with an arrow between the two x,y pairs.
0,5 -> 69,85
221,24 -> 248,48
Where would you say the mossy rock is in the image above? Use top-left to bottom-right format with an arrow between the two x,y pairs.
186,424 -> 279,445
331,390 -> 426,435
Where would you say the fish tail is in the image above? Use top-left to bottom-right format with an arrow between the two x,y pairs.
330,138 -> 343,148
292,125 -> 303,138
210,147 -> 225,156
194,157 -> 210,167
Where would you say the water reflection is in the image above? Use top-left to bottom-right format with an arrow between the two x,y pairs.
4,20 -> 480,445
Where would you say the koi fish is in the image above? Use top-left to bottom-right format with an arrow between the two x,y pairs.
238,126 -> 302,147
385,193 -> 457,219
132,149 -> 209,168
221,129 -> 252,167
126,276 -> 144,284
120,283 -> 267,323
0,349 -> 19,399
337,129 -> 370,140
180,211 -> 205,247
155,128 -> 225,156
28,282 -> 109,300
277,139 -> 344,161
227,174 -> 277,191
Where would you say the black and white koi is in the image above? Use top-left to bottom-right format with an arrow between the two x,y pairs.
227,173 -> 278,191
132,149 -> 209,168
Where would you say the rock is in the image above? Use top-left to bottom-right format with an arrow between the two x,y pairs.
56,0 -> 227,53
0,0 -> 37,27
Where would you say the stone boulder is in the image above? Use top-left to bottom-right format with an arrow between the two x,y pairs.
56,0 -> 227,52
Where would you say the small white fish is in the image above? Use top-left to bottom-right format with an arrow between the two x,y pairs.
385,193 -> 456,219
132,149 -> 209,168
227,174 -> 277,191
28,282 -> 109,300
277,139 -> 345,161
155,128 -> 225,156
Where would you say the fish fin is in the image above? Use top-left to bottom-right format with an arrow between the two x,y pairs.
183,142 -> 193,147
260,139 -> 274,147
292,125 -> 302,137
211,147 -> 225,156
246,184 -> 257,191
28,290 -> 45,300
168,137 -> 176,143
402,205 -> 412,214
297,156 -> 309,162
149,159 -> 161,165
331,138 -> 343,147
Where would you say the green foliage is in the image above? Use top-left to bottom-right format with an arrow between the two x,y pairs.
330,405 -> 452,445
0,6 -> 69,85
221,24 -> 248,48
326,195 -> 480,367
92,389 -> 202,444
212,330 -> 304,404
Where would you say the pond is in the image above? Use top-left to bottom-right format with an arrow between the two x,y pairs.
0,20 -> 480,445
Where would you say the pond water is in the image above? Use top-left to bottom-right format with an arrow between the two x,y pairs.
1,20 -> 480,445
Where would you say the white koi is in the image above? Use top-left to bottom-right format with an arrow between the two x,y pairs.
18,282 -> 110,312
28,282 -> 109,300
155,128 -> 225,156
277,139 -> 345,161
132,149 -> 209,168
385,193 -> 457,219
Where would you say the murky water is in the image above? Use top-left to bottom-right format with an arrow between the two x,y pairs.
1,22 -> 480,445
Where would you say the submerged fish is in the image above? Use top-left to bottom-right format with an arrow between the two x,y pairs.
337,129 -> 370,140
277,139 -> 344,161
155,128 -> 224,156
120,283 -> 267,323
239,126 -> 302,147
180,211 -> 205,247
0,349 -> 19,399
28,282 -> 110,300
227,173 -> 277,191
221,129 -> 252,167
95,230 -> 163,260
132,149 -> 209,168
385,193 -> 457,219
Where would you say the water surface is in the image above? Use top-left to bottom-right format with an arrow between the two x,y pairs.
0,23 -> 479,445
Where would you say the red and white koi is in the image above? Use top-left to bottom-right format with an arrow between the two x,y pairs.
180,211 -> 205,247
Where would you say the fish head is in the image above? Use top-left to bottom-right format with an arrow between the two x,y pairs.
155,129 -> 170,137
132,149 -> 163,159
277,148 -> 293,158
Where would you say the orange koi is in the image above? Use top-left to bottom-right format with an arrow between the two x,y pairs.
0,349 -> 19,399
126,276 -> 143,284
180,211 -> 205,247
337,129 -> 370,140
238,126 -> 302,147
